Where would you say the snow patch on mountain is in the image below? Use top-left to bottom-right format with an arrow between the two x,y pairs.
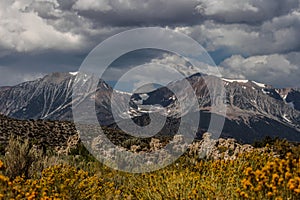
262,89 -> 270,95
283,114 -> 292,123
222,78 -> 249,83
282,94 -> 288,101
252,81 -> 266,88
69,72 -> 78,76
115,90 -> 132,96
140,94 -> 149,101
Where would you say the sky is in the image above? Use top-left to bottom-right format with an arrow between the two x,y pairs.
0,0 -> 300,88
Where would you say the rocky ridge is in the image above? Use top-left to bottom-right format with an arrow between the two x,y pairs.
0,72 -> 300,143
0,114 -> 78,154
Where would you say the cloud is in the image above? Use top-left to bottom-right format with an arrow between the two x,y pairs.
0,0 -> 83,54
73,0 -> 112,12
219,53 -> 300,88
150,53 -> 198,76
2,0 -> 300,57
196,0 -> 299,24
72,0 -> 202,27
102,51 -> 300,89
150,53 -> 222,77
56,0 -> 77,10
183,10 -> 300,56
0,0 -> 300,88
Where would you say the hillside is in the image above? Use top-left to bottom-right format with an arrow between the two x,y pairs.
0,72 -> 300,143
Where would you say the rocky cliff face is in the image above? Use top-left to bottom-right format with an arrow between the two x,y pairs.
0,72 -> 300,143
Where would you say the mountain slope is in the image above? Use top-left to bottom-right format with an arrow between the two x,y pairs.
0,72 -> 300,143
130,75 -> 300,142
0,72 -> 129,125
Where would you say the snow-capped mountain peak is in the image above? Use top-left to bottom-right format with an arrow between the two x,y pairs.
1,72 -> 300,143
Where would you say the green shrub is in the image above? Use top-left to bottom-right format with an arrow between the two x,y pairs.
4,136 -> 43,179
0,144 -> 5,156
69,143 -> 97,162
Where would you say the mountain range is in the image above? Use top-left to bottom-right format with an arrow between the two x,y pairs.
0,72 -> 300,143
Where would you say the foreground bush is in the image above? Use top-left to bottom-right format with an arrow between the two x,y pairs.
3,137 -> 43,179
0,149 -> 299,200
238,152 -> 300,199
0,163 -> 106,200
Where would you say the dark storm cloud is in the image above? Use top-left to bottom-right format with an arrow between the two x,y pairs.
56,0 -> 77,10
102,49 -> 167,83
0,50 -> 87,86
3,0 -> 300,56
73,0 -> 202,27
186,11 -> 300,57
2,51 -> 84,72
0,0 -> 300,87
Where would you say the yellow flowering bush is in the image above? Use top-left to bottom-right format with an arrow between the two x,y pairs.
239,152 -> 300,199
0,164 -> 113,200
0,144 -> 300,199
